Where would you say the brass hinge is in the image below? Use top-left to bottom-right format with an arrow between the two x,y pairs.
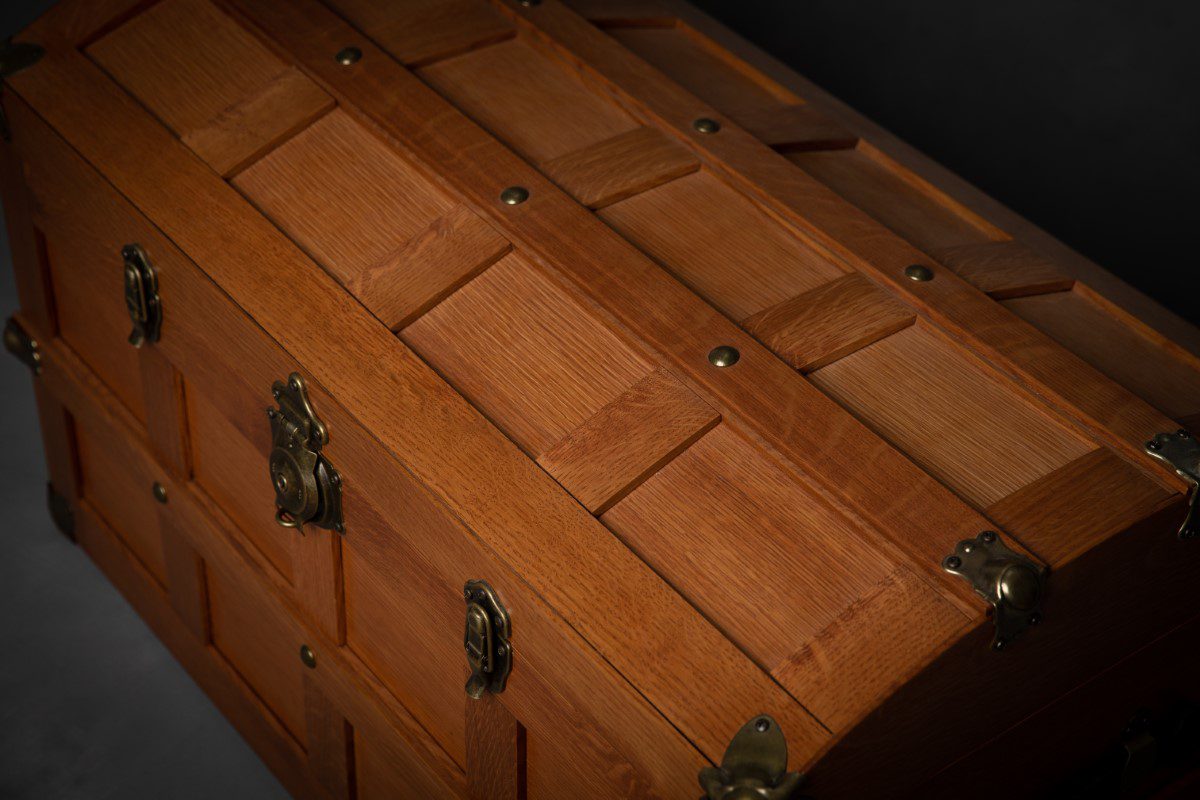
1145,430 -> 1198,539
47,483 -> 75,540
942,530 -> 1045,651
3,316 -> 42,374
0,39 -> 45,141
266,373 -> 343,533
463,580 -> 512,699
700,715 -> 808,800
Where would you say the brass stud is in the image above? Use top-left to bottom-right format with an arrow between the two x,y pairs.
693,117 -> 721,134
299,644 -> 317,669
500,186 -> 530,205
708,345 -> 740,367
518,0 -> 542,5
904,264 -> 934,282
152,482 -> 168,504
335,46 -> 362,66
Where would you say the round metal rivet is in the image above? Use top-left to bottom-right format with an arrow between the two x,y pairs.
496,644 -> 508,656
992,638 -> 1007,652
944,555 -> 962,570
980,530 -> 997,544
905,264 -> 934,282
274,472 -> 289,493
693,117 -> 720,134
1028,613 -> 1042,626
500,186 -> 530,205
1178,430 -> 1191,438
754,718 -> 770,733
961,543 -> 974,554
708,345 -> 740,367
300,644 -> 317,669
152,482 -> 168,504
518,0 -> 542,5
335,46 -> 362,66
1146,439 -> 1162,451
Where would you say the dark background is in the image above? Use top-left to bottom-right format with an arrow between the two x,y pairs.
693,0 -> 1200,325
1,1 -> 1197,798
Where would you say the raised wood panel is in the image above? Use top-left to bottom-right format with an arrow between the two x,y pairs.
207,563 -> 307,747
733,103 -> 858,151
540,126 -> 700,209
537,366 -> 720,513
189,389 -> 297,584
600,170 -> 846,321
466,699 -> 524,800
605,24 -> 796,121
76,422 -> 167,584
603,424 -> 966,727
934,240 -> 1073,300
743,272 -> 916,372
356,727 -> 468,800
417,36 -> 640,164
402,253 -> 654,457
327,0 -> 514,66
1005,288 -> 1200,422
87,0 -> 332,174
810,323 -> 1096,510
787,145 -> 1005,257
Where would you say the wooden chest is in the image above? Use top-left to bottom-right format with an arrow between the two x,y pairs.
3,1 -> 1200,797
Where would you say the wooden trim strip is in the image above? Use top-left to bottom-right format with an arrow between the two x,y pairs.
492,0 -> 1185,488
932,240 -> 1075,301
735,103 -> 858,151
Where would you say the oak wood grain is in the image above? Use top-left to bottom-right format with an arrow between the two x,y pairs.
326,0 -> 515,66
934,239 -> 1074,300
466,698 -> 526,800
734,103 -> 858,151
541,125 -> 700,208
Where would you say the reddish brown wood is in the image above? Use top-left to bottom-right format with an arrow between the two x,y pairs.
466,697 -> 526,800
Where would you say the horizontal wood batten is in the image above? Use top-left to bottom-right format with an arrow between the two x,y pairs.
933,240 -> 1074,300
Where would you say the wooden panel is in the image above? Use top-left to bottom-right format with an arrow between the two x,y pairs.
304,675 -> 354,800
986,448 -> 1175,565
934,240 -> 1073,300
606,24 -> 795,121
601,170 -> 846,321
207,563 -> 307,746
541,126 -> 700,209
810,324 -> 1096,509
787,145 -> 1004,257
327,0 -> 514,66
87,0 -> 332,174
418,36 -> 639,164
403,253 -> 654,456
743,272 -> 916,371
189,389 -> 297,583
603,425 -> 965,728
161,514 -> 211,641
733,103 -> 858,150
356,728 -> 468,800
76,422 -> 167,584
466,699 -> 525,800
138,349 -> 192,477
537,366 -> 720,513
1005,288 -> 1200,422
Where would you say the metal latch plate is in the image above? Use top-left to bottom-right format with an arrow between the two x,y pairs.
123,244 -> 162,347
266,373 -> 343,533
463,579 -> 511,699
1145,430 -> 1198,539
943,531 -> 1045,650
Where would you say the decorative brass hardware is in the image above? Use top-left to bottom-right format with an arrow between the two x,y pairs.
3,317 -> 41,375
152,482 -> 169,504
463,580 -> 511,700
46,483 -> 74,540
1145,430 -> 1198,539
904,264 -> 934,282
334,46 -> 361,66
699,715 -> 807,800
266,373 -> 344,533
299,644 -> 317,669
122,244 -> 162,347
693,117 -> 721,134
943,530 -> 1045,650
499,186 -> 529,205
708,345 -> 740,367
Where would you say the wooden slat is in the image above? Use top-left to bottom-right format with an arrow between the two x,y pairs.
985,448 -> 1176,565
934,240 -> 1074,300
743,272 -> 916,371
304,673 -> 355,800
350,206 -> 511,331
466,698 -> 526,800
537,366 -> 719,513
33,383 -> 81,506
326,0 -> 515,67
541,126 -> 699,208
735,103 -> 858,151
138,348 -> 191,476
600,170 -> 846,321
161,515 -> 211,641
0,128 -> 57,334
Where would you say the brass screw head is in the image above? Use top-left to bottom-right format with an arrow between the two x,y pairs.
152,482 -> 168,504
299,644 -> 317,669
335,46 -> 362,66
708,345 -> 740,367
500,186 -> 530,205
905,264 -> 934,282
693,117 -> 721,134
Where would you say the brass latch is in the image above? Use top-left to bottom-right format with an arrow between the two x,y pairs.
3,316 -> 41,374
943,530 -> 1045,651
266,373 -> 344,533
123,244 -> 162,347
1145,430 -> 1198,540
463,580 -> 511,700
699,715 -> 807,800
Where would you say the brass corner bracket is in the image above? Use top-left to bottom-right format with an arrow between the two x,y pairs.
700,715 -> 808,800
4,316 -> 41,374
943,530 -> 1045,651
1145,430 -> 1198,540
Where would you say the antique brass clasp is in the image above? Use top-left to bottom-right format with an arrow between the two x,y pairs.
463,580 -> 512,700
1145,430 -> 1199,540
699,715 -> 807,800
122,244 -> 162,347
266,373 -> 343,533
